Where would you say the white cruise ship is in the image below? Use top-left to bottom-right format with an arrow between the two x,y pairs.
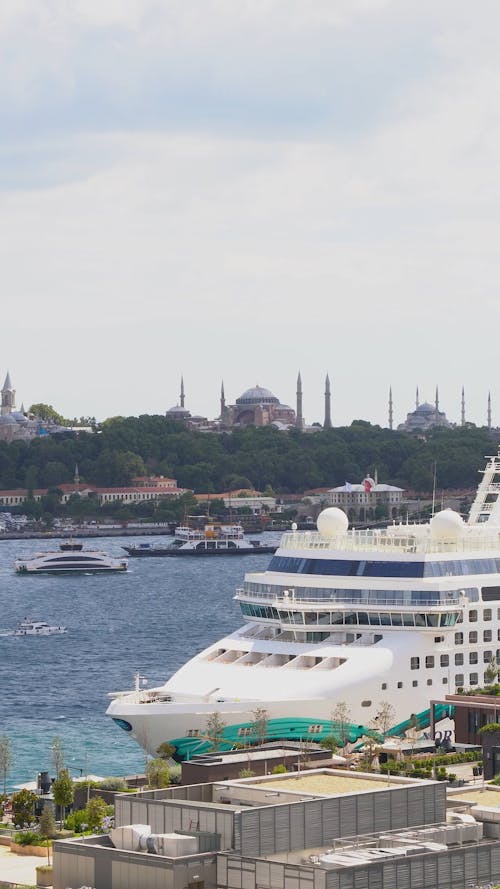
107,452 -> 500,759
15,542 -> 128,574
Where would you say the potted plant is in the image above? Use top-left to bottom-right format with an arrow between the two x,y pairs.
35,864 -> 53,887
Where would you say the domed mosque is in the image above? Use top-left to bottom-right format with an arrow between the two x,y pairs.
224,383 -> 295,428
397,386 -> 452,433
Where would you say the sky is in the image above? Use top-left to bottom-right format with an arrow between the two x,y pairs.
1,0 -> 499,427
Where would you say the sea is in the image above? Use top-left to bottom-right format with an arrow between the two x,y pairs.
0,535 -> 279,791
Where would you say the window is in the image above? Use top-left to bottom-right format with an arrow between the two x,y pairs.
470,672 -> 478,685
455,632 -> 463,645
455,674 -> 464,686
455,653 -> 464,665
469,652 -> 478,664
469,610 -> 478,622
397,681 -> 403,688
440,654 -> 449,667
410,657 -> 420,670
426,656 -> 435,668
412,680 -> 418,687
469,631 -> 478,643
361,701 -> 372,707
484,651 -> 493,662
381,683 -> 387,690
427,678 -> 433,685
484,630 -> 493,642
484,608 -> 492,621
442,677 -> 448,684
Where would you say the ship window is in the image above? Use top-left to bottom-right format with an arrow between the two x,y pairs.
484,608 -> 493,621
412,680 -> 418,687
391,613 -> 403,627
469,610 -> 478,622
469,652 -> 478,664
455,632 -> 463,645
498,608 -> 500,620
469,631 -> 478,643
410,657 -> 420,670
426,656 -> 434,668
361,701 -> 372,707
397,682 -> 403,688
427,678 -> 432,686
482,587 -> 500,601
440,655 -> 449,667
381,683 -> 387,690
483,650 -> 493,662
455,653 -> 464,665
484,630 -> 493,642
455,674 -> 464,686
470,672 -> 478,685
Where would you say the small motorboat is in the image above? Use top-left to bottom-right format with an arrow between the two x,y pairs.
11,617 -> 67,636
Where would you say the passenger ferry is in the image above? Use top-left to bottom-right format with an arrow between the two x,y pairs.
107,452 -> 500,759
123,523 -> 276,557
15,542 -> 128,574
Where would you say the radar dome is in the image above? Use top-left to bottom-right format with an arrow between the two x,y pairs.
429,509 -> 464,540
317,508 -> 349,537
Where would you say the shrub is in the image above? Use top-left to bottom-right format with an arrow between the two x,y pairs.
272,765 -> 287,774
14,829 -> 41,846
98,777 -> 127,791
479,723 -> 500,734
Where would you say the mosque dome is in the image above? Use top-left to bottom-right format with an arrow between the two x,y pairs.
166,405 -> 190,418
415,402 -> 436,413
0,414 -> 18,425
236,385 -> 280,406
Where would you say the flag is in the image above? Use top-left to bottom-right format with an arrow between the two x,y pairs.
345,481 -> 352,492
364,477 -> 375,492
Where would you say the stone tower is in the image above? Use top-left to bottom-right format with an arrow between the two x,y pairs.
1,371 -> 16,416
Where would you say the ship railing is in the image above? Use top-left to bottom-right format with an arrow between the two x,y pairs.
278,530 -> 500,553
234,588 -> 461,607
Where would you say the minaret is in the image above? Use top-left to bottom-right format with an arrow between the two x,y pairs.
415,386 -> 419,409
1,371 -> 16,416
461,386 -> 465,426
488,392 -> 492,430
388,386 -> 393,430
74,464 -> 80,491
296,371 -> 303,430
324,374 -> 332,429
180,376 -> 185,409
220,380 -> 226,417
435,385 -> 439,421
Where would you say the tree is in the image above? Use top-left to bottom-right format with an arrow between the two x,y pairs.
51,737 -> 64,778
146,758 -> 170,789
372,701 -> 396,736
39,805 -> 57,864
52,768 -> 74,828
0,735 -> 13,795
28,404 -> 68,425
205,712 -> 226,751
250,708 -> 269,745
85,797 -> 108,831
331,701 -> 352,751
12,788 -> 38,827
156,742 -> 176,760
485,656 -> 499,685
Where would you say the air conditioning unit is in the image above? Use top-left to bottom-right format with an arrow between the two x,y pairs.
141,833 -> 199,856
110,824 -> 151,851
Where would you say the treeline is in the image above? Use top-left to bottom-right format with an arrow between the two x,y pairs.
0,415 -> 495,495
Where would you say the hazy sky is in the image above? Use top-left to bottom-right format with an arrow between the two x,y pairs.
1,1 -> 499,426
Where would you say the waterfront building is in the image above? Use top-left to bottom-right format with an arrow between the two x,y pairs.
53,767 -> 500,889
0,478 -> 187,509
324,476 -> 404,522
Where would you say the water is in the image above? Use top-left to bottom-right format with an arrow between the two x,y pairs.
0,535 -> 277,790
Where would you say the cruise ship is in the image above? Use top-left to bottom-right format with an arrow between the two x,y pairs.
15,542 -> 128,574
107,452 -> 500,759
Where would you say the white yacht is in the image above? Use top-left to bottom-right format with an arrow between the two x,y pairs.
11,617 -> 67,636
107,452 -> 500,759
15,542 -> 128,574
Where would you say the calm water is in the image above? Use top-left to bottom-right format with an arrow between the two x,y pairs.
0,535 -> 278,790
